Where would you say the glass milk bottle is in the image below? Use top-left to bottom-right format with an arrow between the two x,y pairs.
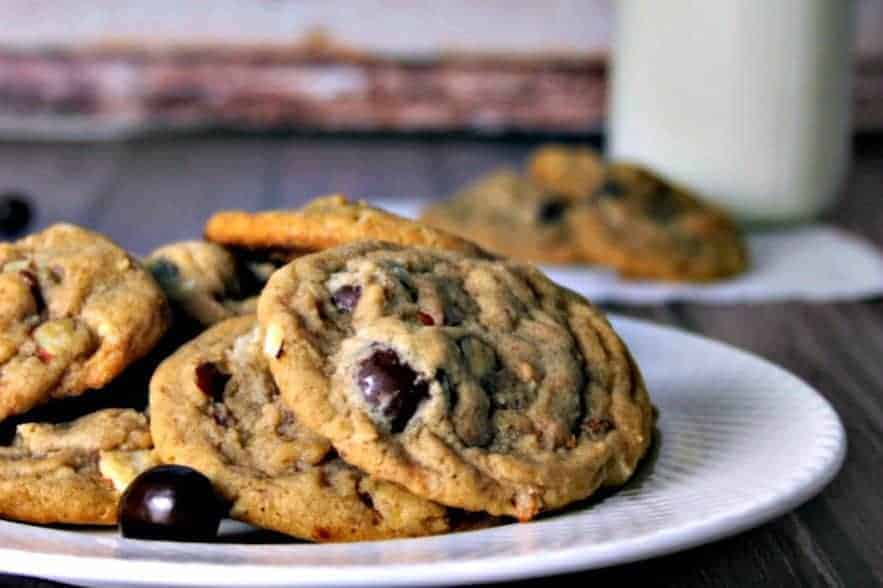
608,0 -> 856,223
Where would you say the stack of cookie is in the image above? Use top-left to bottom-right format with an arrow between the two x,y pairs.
422,145 -> 749,282
0,224 -> 166,525
0,194 -> 654,542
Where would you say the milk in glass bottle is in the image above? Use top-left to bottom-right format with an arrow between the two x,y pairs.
608,0 -> 855,223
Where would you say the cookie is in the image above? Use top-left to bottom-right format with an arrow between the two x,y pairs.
0,224 -> 170,422
527,147 -> 748,281
527,144 -> 606,201
149,315 -> 484,542
0,408 -> 157,525
420,170 -> 584,263
146,241 -> 260,327
204,194 -> 489,259
257,241 -> 654,520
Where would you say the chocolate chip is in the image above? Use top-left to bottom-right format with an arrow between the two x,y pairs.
316,447 -> 340,466
331,285 -> 362,313
416,311 -> 435,326
195,363 -> 231,403
0,192 -> 32,236
119,465 -> 227,542
444,304 -> 464,326
647,190 -> 681,222
356,348 -> 428,433
19,270 -> 45,314
536,198 -> 568,223
356,489 -> 375,511
149,258 -> 181,293
595,179 -> 626,199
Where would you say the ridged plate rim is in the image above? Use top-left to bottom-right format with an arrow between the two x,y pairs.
0,315 -> 847,587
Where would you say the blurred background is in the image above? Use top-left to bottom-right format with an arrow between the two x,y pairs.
0,0 -> 878,250
0,0 -> 879,138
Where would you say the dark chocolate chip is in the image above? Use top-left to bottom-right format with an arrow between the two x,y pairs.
0,192 -> 32,236
19,270 -> 45,314
595,179 -> 626,199
316,447 -> 340,466
356,348 -> 428,433
148,258 -> 182,293
356,489 -> 375,511
195,363 -> 231,403
331,285 -> 362,313
444,304 -> 464,326
119,465 -> 227,542
536,198 -> 568,223
646,189 -> 682,222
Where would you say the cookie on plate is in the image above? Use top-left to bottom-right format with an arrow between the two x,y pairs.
258,241 -> 654,520
204,194 -> 489,259
0,224 -> 170,422
146,241 -> 261,327
527,144 -> 606,201
527,147 -> 749,281
420,170 -> 585,264
0,408 -> 157,525
150,315 -> 487,542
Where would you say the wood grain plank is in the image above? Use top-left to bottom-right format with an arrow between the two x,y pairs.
0,575 -> 59,588
826,136 -> 883,245
88,137 -> 277,254
0,141 -> 124,233
672,302 -> 883,585
276,138 -> 445,206
273,136 -> 599,205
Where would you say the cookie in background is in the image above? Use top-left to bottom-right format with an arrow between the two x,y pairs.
422,144 -> 748,282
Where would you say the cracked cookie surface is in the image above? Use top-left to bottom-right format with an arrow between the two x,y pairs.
258,241 -> 654,520
146,241 -> 260,327
0,408 -> 156,525
149,315 -> 479,542
528,146 -> 749,281
205,194 -> 489,259
0,224 -> 170,422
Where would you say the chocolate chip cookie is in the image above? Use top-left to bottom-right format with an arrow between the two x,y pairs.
420,170 -> 586,264
0,224 -> 170,422
205,194 -> 489,259
149,315 -> 482,542
527,147 -> 749,281
146,241 -> 260,327
0,408 -> 157,525
258,242 -> 654,520
527,144 -> 606,201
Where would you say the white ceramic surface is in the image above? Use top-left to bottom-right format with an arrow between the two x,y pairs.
376,199 -> 883,304
0,316 -> 846,588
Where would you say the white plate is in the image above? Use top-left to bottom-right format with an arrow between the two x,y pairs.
0,316 -> 845,588
374,198 -> 883,304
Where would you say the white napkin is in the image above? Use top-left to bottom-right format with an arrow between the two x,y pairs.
374,198 -> 883,304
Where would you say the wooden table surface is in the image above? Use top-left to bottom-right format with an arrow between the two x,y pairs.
0,134 -> 881,587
